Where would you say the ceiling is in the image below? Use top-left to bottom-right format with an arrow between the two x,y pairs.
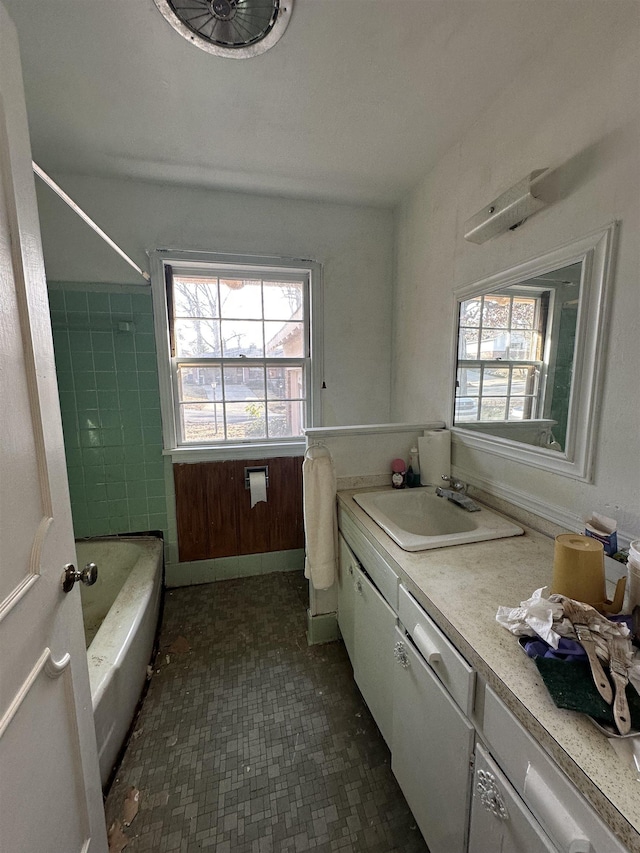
3,0 -> 605,207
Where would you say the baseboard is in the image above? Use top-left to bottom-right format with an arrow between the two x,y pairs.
306,610 -> 339,645
165,548 -> 305,587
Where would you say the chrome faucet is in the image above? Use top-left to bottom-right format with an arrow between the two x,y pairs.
439,475 -> 467,493
435,477 -> 481,512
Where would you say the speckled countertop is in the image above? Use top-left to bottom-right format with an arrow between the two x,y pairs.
338,487 -> 640,853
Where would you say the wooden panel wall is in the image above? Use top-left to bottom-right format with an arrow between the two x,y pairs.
174,457 -> 304,562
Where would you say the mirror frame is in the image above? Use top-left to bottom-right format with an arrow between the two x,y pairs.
451,222 -> 618,482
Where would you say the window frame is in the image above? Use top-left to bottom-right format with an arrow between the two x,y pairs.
150,250 -> 324,460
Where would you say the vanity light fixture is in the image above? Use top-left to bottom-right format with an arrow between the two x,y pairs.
464,169 -> 550,244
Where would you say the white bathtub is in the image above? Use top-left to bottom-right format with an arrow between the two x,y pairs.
77,536 -> 163,787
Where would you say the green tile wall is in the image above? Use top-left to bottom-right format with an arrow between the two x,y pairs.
48,283 -> 169,541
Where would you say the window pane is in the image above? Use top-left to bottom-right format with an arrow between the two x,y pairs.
181,403 -> 224,442
508,398 -> 534,420
508,331 -> 535,359
459,298 -> 481,327
482,295 -> 510,328
483,367 -> 510,396
178,365 -> 222,403
511,297 -> 536,329
480,330 -> 508,359
173,277 -> 219,319
220,320 -> 264,357
458,329 -> 479,359
267,366 -> 304,400
219,279 -> 262,319
456,366 -> 478,396
265,321 -> 304,357
263,281 -> 304,320
479,397 -> 507,420
175,318 -> 221,357
454,397 -> 478,422
222,371 -> 263,402
268,401 -> 304,438
510,367 -> 535,396
225,401 -> 265,439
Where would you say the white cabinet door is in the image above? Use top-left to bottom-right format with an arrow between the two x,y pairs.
468,745 -> 556,853
337,533 -> 357,662
392,626 -> 475,853
353,564 -> 396,746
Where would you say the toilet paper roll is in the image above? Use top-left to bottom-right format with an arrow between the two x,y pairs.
249,470 -> 267,508
419,430 -> 451,486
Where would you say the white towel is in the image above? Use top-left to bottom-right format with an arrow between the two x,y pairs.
303,447 -> 337,590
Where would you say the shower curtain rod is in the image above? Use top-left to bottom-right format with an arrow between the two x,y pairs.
32,162 -> 150,282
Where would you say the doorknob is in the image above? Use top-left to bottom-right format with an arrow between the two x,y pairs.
62,562 -> 98,593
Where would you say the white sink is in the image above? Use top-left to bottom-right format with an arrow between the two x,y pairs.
353,488 -> 524,551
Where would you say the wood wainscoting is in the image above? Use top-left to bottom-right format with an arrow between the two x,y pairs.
173,457 -> 304,563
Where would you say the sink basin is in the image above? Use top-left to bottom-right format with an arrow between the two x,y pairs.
353,489 -> 523,551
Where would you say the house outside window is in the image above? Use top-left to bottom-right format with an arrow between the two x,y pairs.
151,251 -> 323,459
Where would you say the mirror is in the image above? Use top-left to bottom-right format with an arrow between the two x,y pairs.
451,223 -> 617,482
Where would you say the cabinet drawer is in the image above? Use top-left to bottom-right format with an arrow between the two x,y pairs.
398,585 -> 475,717
338,506 -> 399,611
482,686 -> 628,853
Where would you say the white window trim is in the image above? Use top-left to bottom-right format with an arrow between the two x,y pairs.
149,249 -> 324,461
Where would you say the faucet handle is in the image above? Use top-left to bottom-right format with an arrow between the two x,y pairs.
441,475 -> 466,492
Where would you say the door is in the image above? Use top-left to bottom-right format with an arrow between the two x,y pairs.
337,533 -> 356,662
468,745 -> 557,853
392,626 -> 475,853
0,5 -> 108,852
353,564 -> 396,746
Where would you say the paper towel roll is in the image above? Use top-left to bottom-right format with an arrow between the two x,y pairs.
419,429 -> 451,486
249,470 -> 267,508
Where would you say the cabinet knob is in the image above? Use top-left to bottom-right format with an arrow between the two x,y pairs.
354,579 -> 363,594
394,641 -> 410,668
477,769 -> 508,820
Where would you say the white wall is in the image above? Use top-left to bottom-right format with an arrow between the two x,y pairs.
35,176 -> 395,427
392,5 -> 640,541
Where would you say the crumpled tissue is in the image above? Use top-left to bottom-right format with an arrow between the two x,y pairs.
496,587 -> 571,648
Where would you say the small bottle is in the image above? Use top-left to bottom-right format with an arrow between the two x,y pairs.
407,446 -> 420,487
391,458 -> 406,489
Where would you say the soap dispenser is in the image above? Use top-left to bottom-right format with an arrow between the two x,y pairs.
407,446 -> 420,487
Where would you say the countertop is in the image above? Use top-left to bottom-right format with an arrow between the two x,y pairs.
337,487 -> 640,853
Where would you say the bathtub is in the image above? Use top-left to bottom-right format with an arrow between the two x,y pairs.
77,536 -> 163,787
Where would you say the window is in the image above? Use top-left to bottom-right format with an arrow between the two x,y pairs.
151,251 -> 322,457
455,290 -> 549,422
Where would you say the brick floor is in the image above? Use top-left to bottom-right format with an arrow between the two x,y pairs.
104,571 -> 428,852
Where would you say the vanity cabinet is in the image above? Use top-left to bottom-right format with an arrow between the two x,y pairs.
337,494 -> 636,852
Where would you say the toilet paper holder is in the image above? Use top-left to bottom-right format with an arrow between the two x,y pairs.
244,466 -> 269,489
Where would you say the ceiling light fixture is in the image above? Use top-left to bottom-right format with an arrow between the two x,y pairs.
153,0 -> 294,59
